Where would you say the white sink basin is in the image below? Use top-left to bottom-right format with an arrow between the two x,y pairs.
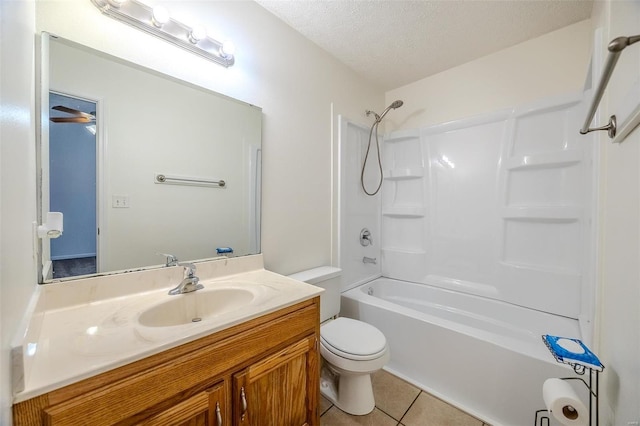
138,287 -> 256,327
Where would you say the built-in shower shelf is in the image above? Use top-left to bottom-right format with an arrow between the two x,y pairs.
500,260 -> 581,278
384,129 -> 421,143
502,206 -> 580,221
382,206 -> 426,217
384,167 -> 425,180
506,149 -> 582,171
381,247 -> 426,255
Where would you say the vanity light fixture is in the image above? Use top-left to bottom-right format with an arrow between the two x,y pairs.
150,5 -> 170,28
90,0 -> 235,67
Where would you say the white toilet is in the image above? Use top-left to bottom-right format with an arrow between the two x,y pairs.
288,267 -> 390,415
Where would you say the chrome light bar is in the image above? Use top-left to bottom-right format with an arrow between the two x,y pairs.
90,0 -> 235,67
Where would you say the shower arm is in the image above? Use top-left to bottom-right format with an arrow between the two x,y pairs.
365,109 -> 381,122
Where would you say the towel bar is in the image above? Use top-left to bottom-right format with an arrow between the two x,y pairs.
154,173 -> 226,188
580,34 -> 640,140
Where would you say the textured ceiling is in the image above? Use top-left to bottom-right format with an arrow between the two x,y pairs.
255,0 -> 594,90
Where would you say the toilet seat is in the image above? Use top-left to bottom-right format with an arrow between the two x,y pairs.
321,317 -> 387,361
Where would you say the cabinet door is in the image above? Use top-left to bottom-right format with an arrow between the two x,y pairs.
137,382 -> 227,426
233,336 -> 319,426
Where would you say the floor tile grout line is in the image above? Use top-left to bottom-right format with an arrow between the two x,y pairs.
373,370 -> 423,422
373,382 -> 421,422
375,405 -> 402,423
396,389 -> 423,425
319,402 -> 333,417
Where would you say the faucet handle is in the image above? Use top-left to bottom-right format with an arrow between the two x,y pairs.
360,228 -> 373,246
158,253 -> 179,267
178,262 -> 197,277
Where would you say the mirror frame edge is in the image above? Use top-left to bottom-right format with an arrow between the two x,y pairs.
36,32 -> 51,283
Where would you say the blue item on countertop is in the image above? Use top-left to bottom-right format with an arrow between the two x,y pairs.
542,334 -> 603,371
216,247 -> 234,254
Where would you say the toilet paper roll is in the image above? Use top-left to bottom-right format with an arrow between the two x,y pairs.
543,378 -> 589,426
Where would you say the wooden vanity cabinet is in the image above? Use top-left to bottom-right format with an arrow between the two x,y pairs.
139,381 -> 226,426
233,336 -> 317,426
13,297 -> 320,426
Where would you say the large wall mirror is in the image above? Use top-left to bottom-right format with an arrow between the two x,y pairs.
38,33 -> 262,283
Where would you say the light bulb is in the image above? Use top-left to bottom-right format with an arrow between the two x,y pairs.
106,0 -> 127,7
188,25 -> 206,44
221,40 -> 236,57
151,6 -> 170,27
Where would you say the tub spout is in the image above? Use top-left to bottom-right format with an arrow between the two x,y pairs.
363,256 -> 377,264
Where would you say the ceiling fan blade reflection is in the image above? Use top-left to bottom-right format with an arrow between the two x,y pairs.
51,105 -> 95,120
50,116 -> 92,123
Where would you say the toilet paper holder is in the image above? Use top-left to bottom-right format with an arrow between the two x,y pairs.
534,336 -> 604,426
37,212 -> 64,238
534,374 -> 599,426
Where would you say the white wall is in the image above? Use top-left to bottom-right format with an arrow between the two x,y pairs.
591,1 -> 640,424
36,0 -> 384,275
385,19 -> 592,131
0,1 -> 38,423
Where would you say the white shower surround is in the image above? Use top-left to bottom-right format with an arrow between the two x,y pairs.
380,91 -> 596,322
338,90 -> 597,424
340,90 -> 596,321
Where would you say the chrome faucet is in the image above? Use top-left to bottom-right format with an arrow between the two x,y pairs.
159,252 -> 179,267
168,262 -> 203,295
363,256 -> 377,264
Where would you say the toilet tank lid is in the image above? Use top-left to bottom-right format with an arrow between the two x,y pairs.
288,266 -> 341,284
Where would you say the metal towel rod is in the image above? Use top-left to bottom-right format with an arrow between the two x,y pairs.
155,173 -> 226,188
580,34 -> 640,139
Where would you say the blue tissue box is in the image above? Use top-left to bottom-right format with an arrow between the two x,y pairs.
542,335 -> 603,371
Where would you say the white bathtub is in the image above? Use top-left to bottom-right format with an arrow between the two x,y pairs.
340,278 -> 585,426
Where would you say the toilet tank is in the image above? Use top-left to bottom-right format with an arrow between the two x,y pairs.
288,266 -> 341,322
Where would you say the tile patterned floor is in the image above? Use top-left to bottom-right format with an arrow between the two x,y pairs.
320,370 -> 491,426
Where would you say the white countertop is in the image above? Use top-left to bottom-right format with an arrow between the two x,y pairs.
12,255 -> 322,403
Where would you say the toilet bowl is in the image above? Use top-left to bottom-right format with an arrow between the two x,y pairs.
288,267 -> 389,415
320,317 -> 390,414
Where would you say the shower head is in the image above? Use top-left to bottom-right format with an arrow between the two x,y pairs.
376,100 -> 404,122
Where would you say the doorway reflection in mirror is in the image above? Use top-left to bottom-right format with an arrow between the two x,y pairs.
49,92 -> 98,279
